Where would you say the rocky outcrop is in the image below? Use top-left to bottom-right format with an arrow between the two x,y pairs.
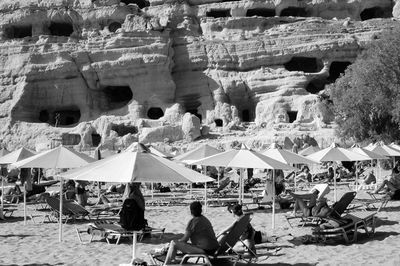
0,0 -> 398,150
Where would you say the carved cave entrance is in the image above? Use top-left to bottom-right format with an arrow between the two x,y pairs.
180,93 -> 202,122
230,90 -> 256,122
280,7 -> 307,17
246,9 -> 276,17
287,111 -> 298,123
102,86 -> 133,110
284,57 -> 323,73
306,80 -> 326,94
91,133 -> 101,147
62,133 -> 81,146
206,10 -> 231,18
360,7 -> 392,21
39,107 -> 81,127
49,22 -> 74,36
5,25 -> 32,38
328,61 -> 351,82
147,107 -> 164,119
214,119 -> 223,127
121,0 -> 150,9
111,124 -> 138,136
109,22 -> 122,32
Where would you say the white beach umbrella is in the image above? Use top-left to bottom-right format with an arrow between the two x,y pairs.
0,148 -> 9,157
307,143 -> 370,201
193,144 -> 295,229
298,146 -> 321,156
390,143 -> 400,152
61,143 -> 213,264
263,143 -> 318,165
174,144 -> 221,164
366,142 -> 400,166
0,147 -> 35,217
11,145 -> 95,241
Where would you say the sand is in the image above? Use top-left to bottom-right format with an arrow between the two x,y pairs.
1,189 -> 400,266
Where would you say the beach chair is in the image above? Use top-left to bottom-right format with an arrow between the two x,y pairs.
42,196 -> 82,224
285,191 -> 356,228
312,211 -> 376,243
63,201 -> 92,220
251,180 -> 274,209
2,204 -> 17,218
75,220 -> 165,244
172,214 -> 257,266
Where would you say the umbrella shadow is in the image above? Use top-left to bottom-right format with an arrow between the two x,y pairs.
0,233 -> 36,238
0,216 -> 28,224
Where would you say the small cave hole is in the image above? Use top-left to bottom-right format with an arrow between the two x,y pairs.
306,80 -> 326,94
103,86 -> 133,110
280,7 -> 308,17
214,119 -> 223,127
62,133 -> 81,146
54,109 -> 81,126
121,0 -> 150,9
5,25 -> 32,39
328,61 -> 351,82
284,57 -> 323,73
111,124 -> 138,136
206,10 -> 231,18
246,8 -> 276,17
287,111 -> 298,123
147,107 -> 164,119
49,22 -> 74,37
242,109 -> 250,122
39,110 -> 50,123
187,109 -> 202,122
360,7 -> 392,21
91,133 -> 102,147
109,22 -> 122,33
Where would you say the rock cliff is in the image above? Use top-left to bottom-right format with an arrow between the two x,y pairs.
0,0 -> 398,150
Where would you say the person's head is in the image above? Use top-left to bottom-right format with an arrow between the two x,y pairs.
190,201 -> 202,217
328,167 -> 334,173
229,204 -> 243,217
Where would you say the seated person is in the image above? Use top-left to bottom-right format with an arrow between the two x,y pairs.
217,204 -> 256,255
361,170 -> 376,185
289,188 -> 320,217
163,201 -> 219,265
294,166 -> 313,183
374,164 -> 400,194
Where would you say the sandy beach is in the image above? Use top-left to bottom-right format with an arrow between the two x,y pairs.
1,188 -> 400,266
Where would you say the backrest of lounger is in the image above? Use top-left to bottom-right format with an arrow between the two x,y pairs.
46,196 -> 72,215
216,214 -> 251,255
331,191 -> 356,217
64,201 -> 88,215
214,178 -> 230,193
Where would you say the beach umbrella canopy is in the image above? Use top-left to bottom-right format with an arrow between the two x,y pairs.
365,142 -> 400,157
262,143 -> 318,165
61,143 -> 214,183
350,144 -> 387,160
0,147 -> 35,165
174,144 -> 222,164
12,146 -> 96,169
0,148 -> 9,158
307,143 -> 370,201
126,143 -> 173,159
298,146 -> 321,156
390,143 -> 400,151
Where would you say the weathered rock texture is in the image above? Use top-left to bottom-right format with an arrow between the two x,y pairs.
0,0 -> 398,150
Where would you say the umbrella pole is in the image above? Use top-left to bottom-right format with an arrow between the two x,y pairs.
239,169 -> 242,204
131,231 -> 137,263
38,168 -> 41,184
272,169 -> 275,230
59,176 -> 63,242
355,162 -> 358,191
204,182 -> 207,213
151,183 -> 154,199
0,176 -> 3,220
334,164 -> 337,202
24,185 -> 27,225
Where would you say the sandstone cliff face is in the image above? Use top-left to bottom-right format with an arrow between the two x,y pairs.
0,0 -> 398,150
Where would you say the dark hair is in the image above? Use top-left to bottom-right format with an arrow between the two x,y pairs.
190,201 -> 202,217
230,204 -> 243,216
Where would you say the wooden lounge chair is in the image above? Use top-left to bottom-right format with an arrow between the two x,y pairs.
312,211 -> 376,243
177,214 -> 257,266
285,191 -> 356,228
75,220 -> 165,244
42,196 -> 84,224
63,201 -> 92,220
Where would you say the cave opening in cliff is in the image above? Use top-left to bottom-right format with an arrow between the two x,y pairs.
91,133 -> 101,147
287,111 -> 297,123
109,22 -> 122,33
5,25 -> 32,39
49,22 -> 74,37
121,0 -> 150,9
284,57 -> 323,73
246,8 -> 276,17
328,61 -> 351,82
187,109 -> 202,122
111,124 -> 138,136
103,86 -> 133,110
206,10 -> 231,18
242,110 -> 250,122
306,80 -> 326,94
214,119 -> 223,127
62,133 -> 81,146
54,109 -> 81,126
360,7 -> 392,21
280,7 -> 308,17
147,107 -> 164,119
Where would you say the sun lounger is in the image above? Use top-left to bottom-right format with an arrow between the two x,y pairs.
75,220 -> 165,244
41,196 -> 89,224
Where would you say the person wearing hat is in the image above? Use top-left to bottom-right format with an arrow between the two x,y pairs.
216,204 -> 256,254
163,201 -> 219,265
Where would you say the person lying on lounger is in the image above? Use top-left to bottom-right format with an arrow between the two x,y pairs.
289,188 -> 320,217
374,163 -> 400,194
217,204 -> 256,255
163,201 -> 219,265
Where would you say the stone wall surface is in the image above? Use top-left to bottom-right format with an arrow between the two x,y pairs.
0,0 -> 399,150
